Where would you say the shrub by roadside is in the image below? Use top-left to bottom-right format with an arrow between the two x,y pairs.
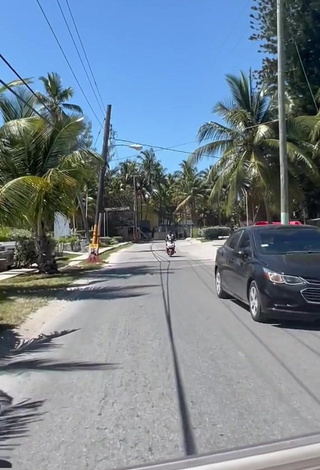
201,226 -> 231,240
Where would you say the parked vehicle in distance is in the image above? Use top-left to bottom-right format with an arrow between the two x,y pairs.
215,225 -> 320,322
254,220 -> 302,225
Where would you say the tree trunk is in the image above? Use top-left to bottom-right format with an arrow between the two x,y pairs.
264,196 -> 272,224
36,221 -> 58,274
145,201 -> 149,221
78,195 -> 90,243
140,196 -> 143,228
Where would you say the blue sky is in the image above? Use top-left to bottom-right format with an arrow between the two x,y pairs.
1,0 -> 261,172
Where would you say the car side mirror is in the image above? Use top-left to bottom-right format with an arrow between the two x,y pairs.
236,248 -> 251,258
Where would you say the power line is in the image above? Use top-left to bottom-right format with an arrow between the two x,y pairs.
35,0 -> 103,126
0,53 -> 86,144
0,79 -> 49,122
0,57 -> 93,150
212,0 -> 251,62
93,122 -> 104,149
294,40 -> 318,113
64,0 -> 106,111
115,138 -> 200,155
55,0 -> 105,117
113,141 -> 220,160
114,119 -> 278,158
0,54 -> 53,117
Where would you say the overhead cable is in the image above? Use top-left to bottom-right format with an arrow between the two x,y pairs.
35,0 -> 103,126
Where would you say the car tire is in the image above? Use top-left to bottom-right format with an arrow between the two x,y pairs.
215,269 -> 229,299
249,281 -> 267,323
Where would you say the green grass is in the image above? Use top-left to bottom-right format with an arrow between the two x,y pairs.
56,253 -> 79,268
0,242 -> 131,327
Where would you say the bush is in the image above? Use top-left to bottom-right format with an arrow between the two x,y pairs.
56,236 -> 78,245
100,237 -> 112,246
56,236 -> 80,251
0,227 -> 11,242
14,237 -> 38,268
191,227 -> 201,238
0,227 -> 31,242
112,236 -> 123,244
201,226 -> 231,240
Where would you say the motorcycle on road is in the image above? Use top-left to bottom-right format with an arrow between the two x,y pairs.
166,241 -> 175,257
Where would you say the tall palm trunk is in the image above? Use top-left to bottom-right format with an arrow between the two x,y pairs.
140,195 -> 143,228
145,200 -> 149,221
264,194 -> 272,224
218,199 -> 222,226
36,220 -> 58,274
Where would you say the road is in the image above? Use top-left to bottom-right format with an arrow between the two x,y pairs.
2,240 -> 320,469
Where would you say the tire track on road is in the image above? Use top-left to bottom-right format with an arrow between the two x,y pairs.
186,257 -> 320,413
150,243 -> 197,456
193,257 -> 320,361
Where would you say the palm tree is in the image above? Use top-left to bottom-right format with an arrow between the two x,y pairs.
174,160 -> 206,226
151,173 -> 177,225
190,71 -> 315,221
36,72 -> 82,121
0,88 -> 37,122
0,112 -> 100,273
138,149 -> 165,220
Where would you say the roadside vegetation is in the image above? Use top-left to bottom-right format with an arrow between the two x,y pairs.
1,0 -> 320,319
0,242 -> 129,326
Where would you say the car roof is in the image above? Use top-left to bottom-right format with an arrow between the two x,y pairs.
241,225 -> 319,231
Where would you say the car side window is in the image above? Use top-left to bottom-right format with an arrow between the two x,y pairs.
226,230 -> 242,250
238,231 -> 252,254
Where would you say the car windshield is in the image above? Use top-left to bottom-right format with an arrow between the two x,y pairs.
255,228 -> 320,254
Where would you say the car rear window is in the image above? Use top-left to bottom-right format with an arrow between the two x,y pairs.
254,229 -> 320,254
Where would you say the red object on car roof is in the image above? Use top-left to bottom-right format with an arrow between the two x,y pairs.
254,221 -> 302,226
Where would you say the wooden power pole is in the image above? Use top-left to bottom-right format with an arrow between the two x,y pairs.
91,105 -> 112,257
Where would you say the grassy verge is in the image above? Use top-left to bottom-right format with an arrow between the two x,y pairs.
56,253 -> 79,268
0,243 -> 131,327
79,242 -> 131,266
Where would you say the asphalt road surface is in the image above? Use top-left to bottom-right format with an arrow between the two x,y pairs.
2,240 -> 320,469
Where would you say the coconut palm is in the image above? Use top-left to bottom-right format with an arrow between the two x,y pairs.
0,88 -> 38,122
36,72 -> 82,121
190,71 -> 316,220
151,173 -> 177,225
0,113 -> 100,273
138,149 -> 164,220
174,160 -> 206,225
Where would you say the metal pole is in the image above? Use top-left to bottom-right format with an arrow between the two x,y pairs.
106,210 -> 109,236
277,0 -> 289,225
245,190 -> 249,226
103,211 -> 106,237
133,174 -> 138,239
92,105 -> 112,246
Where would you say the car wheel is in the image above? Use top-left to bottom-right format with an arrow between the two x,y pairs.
249,281 -> 267,323
215,269 -> 229,299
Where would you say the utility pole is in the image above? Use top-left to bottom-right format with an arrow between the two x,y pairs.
277,0 -> 289,225
245,190 -> 249,226
133,174 -> 138,241
92,105 -> 112,251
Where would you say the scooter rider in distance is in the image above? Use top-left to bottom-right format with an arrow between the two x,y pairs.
166,231 -> 176,254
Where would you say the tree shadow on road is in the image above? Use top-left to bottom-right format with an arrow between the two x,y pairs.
0,328 -> 119,466
0,264 -> 172,306
0,328 -> 118,371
